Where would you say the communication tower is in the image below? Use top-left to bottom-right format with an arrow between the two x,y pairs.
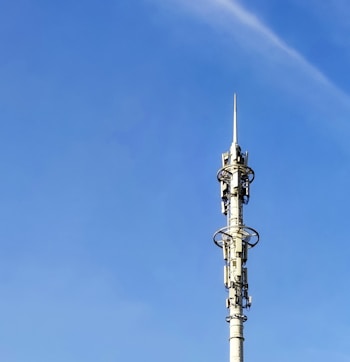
213,94 -> 259,362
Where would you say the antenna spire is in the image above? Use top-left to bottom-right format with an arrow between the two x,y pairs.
213,96 -> 260,362
233,93 -> 238,145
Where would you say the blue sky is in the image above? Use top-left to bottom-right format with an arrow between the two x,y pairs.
1,0 -> 350,361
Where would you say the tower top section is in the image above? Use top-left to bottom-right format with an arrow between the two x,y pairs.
213,95 -> 260,362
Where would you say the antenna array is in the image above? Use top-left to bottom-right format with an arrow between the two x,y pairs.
213,95 -> 259,362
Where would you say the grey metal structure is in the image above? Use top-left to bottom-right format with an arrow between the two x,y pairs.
213,94 -> 259,362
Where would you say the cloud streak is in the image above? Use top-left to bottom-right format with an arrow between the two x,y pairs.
163,0 -> 350,103
211,0 -> 322,75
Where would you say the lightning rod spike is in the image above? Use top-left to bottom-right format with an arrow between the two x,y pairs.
233,93 -> 238,145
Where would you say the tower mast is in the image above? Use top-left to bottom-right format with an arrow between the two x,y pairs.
213,94 -> 259,362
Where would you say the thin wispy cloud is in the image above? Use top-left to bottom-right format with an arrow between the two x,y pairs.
161,0 -> 350,104
210,0 -> 327,79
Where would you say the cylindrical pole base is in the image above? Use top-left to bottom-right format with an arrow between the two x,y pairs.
229,313 -> 244,362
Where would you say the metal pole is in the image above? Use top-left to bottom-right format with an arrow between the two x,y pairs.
213,94 -> 259,362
